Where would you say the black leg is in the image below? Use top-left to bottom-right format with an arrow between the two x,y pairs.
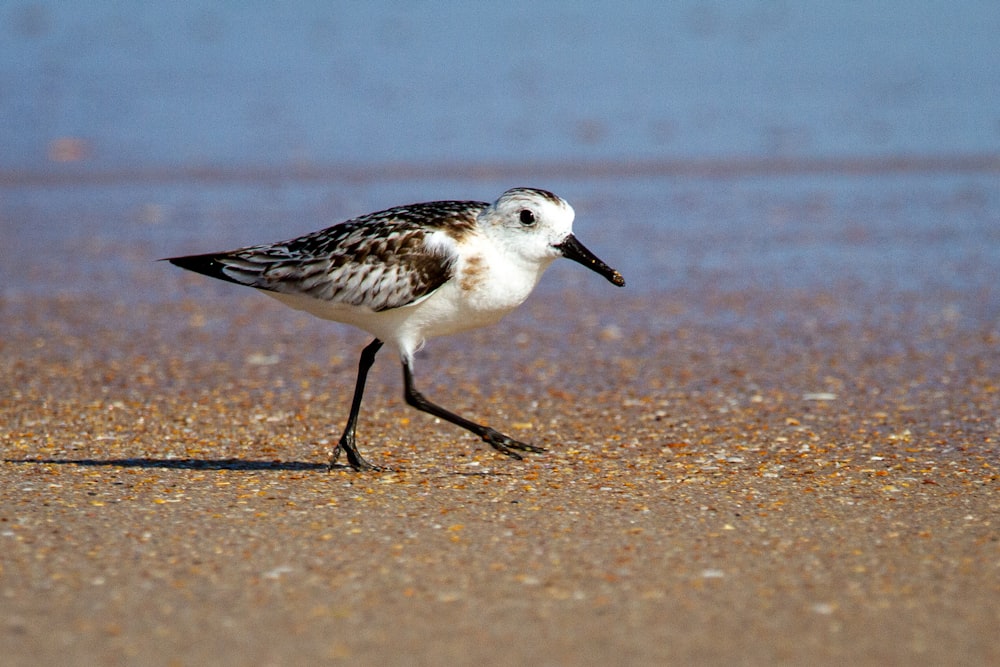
401,358 -> 544,460
329,338 -> 384,471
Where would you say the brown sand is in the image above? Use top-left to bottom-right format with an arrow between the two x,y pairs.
2,287 -> 998,665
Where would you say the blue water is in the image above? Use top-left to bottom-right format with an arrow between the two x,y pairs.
3,1 -> 998,169
1,2 -> 998,329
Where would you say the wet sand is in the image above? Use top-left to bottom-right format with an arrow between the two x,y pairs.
3,283 -> 997,665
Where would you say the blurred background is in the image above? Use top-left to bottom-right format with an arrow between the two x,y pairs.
5,1 -> 999,167
2,1 -> 999,324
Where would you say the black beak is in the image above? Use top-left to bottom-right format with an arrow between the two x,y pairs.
556,234 -> 625,287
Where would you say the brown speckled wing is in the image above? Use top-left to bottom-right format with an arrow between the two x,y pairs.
169,200 -> 485,312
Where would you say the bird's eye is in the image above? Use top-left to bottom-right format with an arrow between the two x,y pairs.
519,209 -> 536,226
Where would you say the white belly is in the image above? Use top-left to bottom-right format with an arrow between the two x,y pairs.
261,246 -> 555,361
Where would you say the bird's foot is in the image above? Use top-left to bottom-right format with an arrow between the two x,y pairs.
481,428 -> 545,460
327,439 -> 387,472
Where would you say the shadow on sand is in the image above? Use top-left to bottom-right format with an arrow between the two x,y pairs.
4,457 -> 518,476
4,457 -> 330,472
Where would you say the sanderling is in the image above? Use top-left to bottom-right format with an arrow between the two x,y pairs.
166,187 -> 625,471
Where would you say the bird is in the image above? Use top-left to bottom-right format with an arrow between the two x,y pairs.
166,187 -> 625,471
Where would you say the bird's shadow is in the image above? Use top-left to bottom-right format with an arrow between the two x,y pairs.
3,457 -> 329,472
4,457 -> 516,476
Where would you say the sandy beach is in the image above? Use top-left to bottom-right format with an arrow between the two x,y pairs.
3,278 -> 997,664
